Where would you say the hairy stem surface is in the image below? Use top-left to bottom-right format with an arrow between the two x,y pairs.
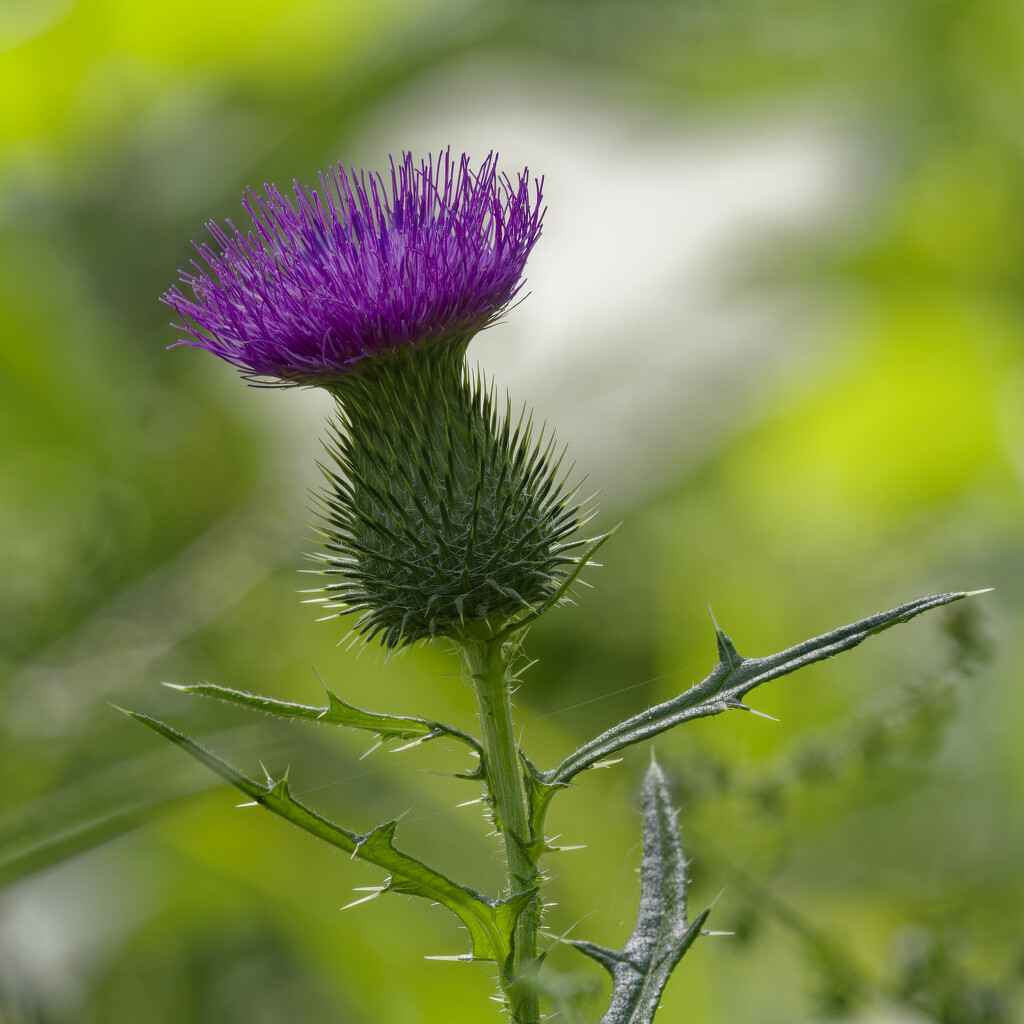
462,636 -> 540,1024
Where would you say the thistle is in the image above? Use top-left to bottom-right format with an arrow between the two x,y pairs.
164,150 -> 580,650
164,151 -> 543,383
316,348 -> 587,648
137,150 -> 985,1024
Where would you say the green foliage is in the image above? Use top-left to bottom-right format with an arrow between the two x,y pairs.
127,590 -> 972,1024
890,926 -> 1017,1024
0,744 -> 218,888
573,759 -> 709,1024
167,680 -> 483,765
4,2 -> 1024,1022
121,708 -> 527,968
546,591 -> 974,785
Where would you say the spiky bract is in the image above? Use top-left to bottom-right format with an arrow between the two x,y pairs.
312,346 -> 587,649
163,151 -> 544,384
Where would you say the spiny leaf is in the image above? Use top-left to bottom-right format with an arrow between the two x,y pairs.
548,591 -> 979,785
122,709 -> 521,964
164,681 -> 482,758
573,758 -> 708,1024
520,751 -> 567,854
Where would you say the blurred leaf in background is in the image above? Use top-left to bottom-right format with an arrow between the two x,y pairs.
2,1 -> 1023,1022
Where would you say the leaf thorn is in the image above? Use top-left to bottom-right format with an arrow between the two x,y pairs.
736,703 -> 780,722
706,600 -> 721,631
360,739 -> 383,761
391,737 -> 426,753
341,890 -> 383,910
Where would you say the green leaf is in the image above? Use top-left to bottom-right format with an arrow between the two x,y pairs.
121,708 -> 520,964
573,758 -> 708,1024
548,591 -> 979,785
166,681 -> 482,758
520,752 -> 567,857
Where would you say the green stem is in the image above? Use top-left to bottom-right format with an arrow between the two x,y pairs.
461,636 -> 540,1024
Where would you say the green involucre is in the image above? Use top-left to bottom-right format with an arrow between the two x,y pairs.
312,345 -> 588,648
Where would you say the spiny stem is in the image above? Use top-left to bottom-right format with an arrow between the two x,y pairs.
461,635 -> 540,1024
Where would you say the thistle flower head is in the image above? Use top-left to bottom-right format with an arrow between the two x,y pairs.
163,151 -> 544,384
163,150 -> 590,649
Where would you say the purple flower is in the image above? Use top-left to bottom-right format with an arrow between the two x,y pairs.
163,151 -> 544,384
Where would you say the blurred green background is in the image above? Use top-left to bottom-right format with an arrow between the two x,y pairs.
2,1 -> 1022,1022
